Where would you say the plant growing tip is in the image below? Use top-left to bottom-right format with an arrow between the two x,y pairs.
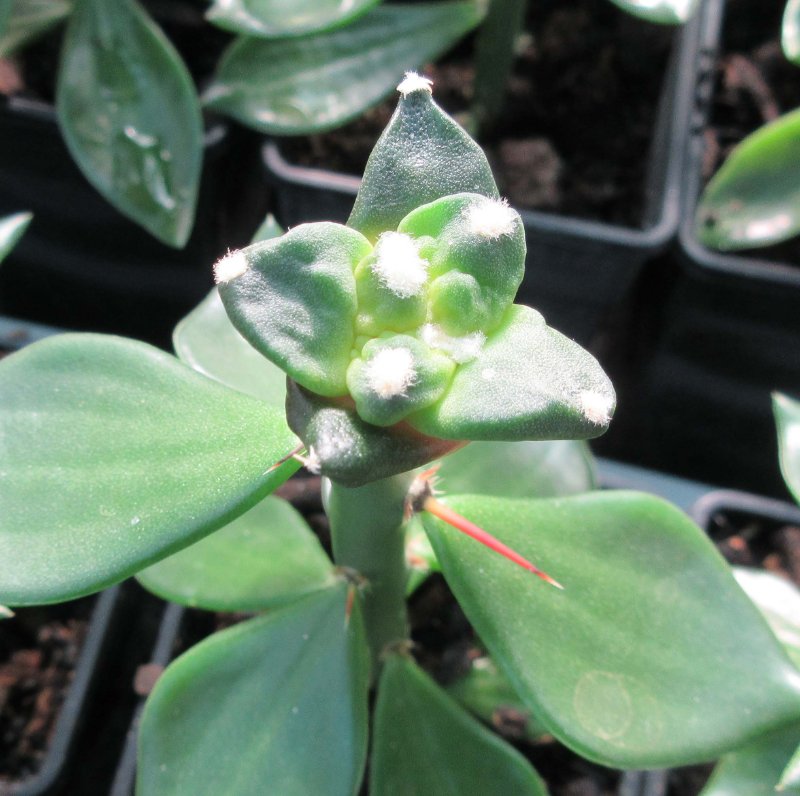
407,469 -> 564,589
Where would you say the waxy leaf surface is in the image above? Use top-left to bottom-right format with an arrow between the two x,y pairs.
423,492 -> 800,767
700,724 -> 800,796
138,585 -> 369,796
56,0 -> 202,246
696,110 -> 800,250
371,655 -> 546,795
349,82 -> 498,241
0,211 -> 31,263
205,3 -> 482,136
218,223 -> 369,397
136,496 -> 334,611
784,0 -> 800,64
0,334 -> 299,605
173,289 -> 287,409
775,392 -> 800,503
781,738 -> 800,792
207,0 -> 379,38
410,305 -> 615,442
0,0 -> 71,57
606,0 -> 699,24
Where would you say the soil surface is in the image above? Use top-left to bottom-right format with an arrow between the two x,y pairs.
282,0 -> 673,226
701,0 -> 800,264
0,599 -> 92,789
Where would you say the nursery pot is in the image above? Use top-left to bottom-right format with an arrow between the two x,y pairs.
262,4 -> 700,347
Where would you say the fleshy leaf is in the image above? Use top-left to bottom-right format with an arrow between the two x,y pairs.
409,305 -> 615,442
0,334 -> 300,605
348,75 -> 498,241
405,439 -> 596,592
700,724 -> 800,796
286,380 -> 463,487
0,0 -> 71,58
780,739 -> 800,792
204,3 -> 482,137
774,392 -> 800,504
217,223 -> 369,397
56,0 -> 202,246
206,0 -> 379,38
423,492 -> 800,767
138,585 -> 369,796
696,110 -> 800,250
445,652 -> 548,742
371,655 -> 547,795
0,1 -> 11,36
0,211 -> 32,263
136,496 -> 335,611
734,567 -> 800,668
606,0 -> 699,24
250,211 -> 283,244
173,289 -> 288,409
784,0 -> 800,65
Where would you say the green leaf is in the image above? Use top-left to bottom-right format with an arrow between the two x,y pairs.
371,655 -> 547,795
0,334 -> 300,606
775,392 -> 800,504
409,305 -> 616,442
250,211 -> 283,244
780,738 -> 800,792
56,0 -> 202,247
606,0 -> 699,24
349,76 -> 498,242
0,0 -> 12,37
423,491 -> 800,767
286,379 -> 463,487
734,567 -> 800,668
138,584 -> 370,796
0,0 -> 71,58
204,2 -> 483,138
206,0 -> 380,38
445,652 -> 548,741
784,0 -> 800,65
405,439 -> 596,593
696,109 -> 800,250
173,289 -> 288,409
136,496 -> 335,611
217,223 -> 370,397
700,724 -> 800,796
0,211 -> 32,263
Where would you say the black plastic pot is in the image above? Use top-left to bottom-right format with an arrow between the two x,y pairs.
262,10 -> 700,347
0,587 -> 119,795
0,97 -> 265,349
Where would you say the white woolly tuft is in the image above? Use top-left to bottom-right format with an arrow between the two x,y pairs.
397,71 -> 433,97
365,348 -> 417,399
303,447 -> 321,475
420,324 -> 485,364
467,197 -> 517,239
213,249 -> 249,284
373,232 -> 428,298
579,391 -> 614,426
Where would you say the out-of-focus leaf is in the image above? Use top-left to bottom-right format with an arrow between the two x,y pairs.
204,2 -> 482,135
696,110 -> 800,250
0,212 -> 32,263
606,0 -> 699,24
136,496 -> 335,611
56,0 -> 202,246
774,392 -> 800,504
206,0 -> 380,38
0,0 -> 71,58
783,0 -> 800,65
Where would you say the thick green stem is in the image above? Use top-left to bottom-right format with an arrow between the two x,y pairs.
327,472 -> 414,671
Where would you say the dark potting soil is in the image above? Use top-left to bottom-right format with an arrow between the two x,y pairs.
700,0 -> 800,264
0,598 -> 92,787
281,0 -> 673,226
